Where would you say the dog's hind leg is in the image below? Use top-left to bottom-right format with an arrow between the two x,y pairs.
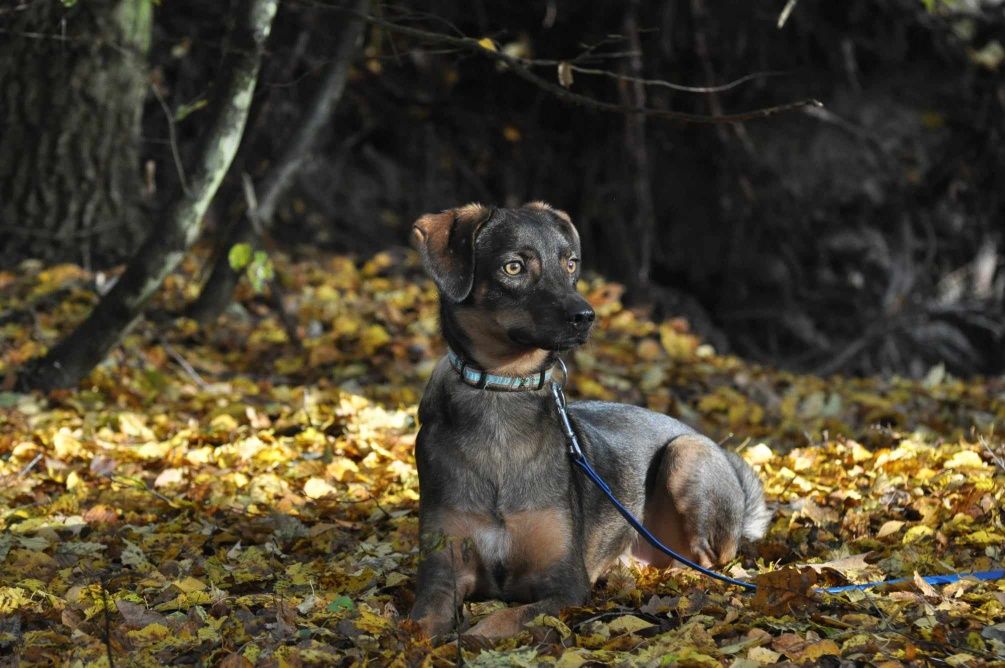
632,434 -> 769,569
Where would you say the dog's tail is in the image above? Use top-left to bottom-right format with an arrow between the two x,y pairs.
725,451 -> 772,540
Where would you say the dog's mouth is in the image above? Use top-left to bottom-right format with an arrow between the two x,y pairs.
509,328 -> 591,351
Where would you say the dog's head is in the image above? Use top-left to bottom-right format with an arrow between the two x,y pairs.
411,202 -> 595,370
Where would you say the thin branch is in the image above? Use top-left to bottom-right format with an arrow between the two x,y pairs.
150,83 -> 191,195
311,2 -> 823,124
542,64 -> 788,94
778,0 -> 800,29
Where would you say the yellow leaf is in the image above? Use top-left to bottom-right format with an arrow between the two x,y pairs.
66,470 -> 81,490
174,576 -> 207,594
555,649 -> 588,668
966,530 -> 1005,546
477,37 -> 497,51
118,412 -> 156,440
304,477 -> 337,499
529,614 -> 572,639
606,615 -> 653,634
903,525 -> 934,544
355,608 -> 390,634
914,571 -> 939,598
360,324 -> 391,355
0,587 -> 31,614
801,639 -> 840,661
53,428 -> 83,459
745,443 -> 774,465
945,450 -> 984,469
877,520 -> 905,538
748,646 -> 782,664
127,622 -> 171,643
849,440 -> 873,463
384,572 -> 409,588
210,413 -> 239,432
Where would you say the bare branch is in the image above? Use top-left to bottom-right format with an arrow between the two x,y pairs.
312,2 -> 822,124
553,64 -> 788,94
150,82 -> 190,195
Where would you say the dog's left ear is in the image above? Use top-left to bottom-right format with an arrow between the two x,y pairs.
523,201 -> 580,249
411,203 -> 494,302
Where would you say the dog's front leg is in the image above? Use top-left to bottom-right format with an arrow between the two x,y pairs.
466,564 -> 590,638
410,532 -> 479,638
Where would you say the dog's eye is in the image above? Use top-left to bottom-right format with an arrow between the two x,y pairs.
503,260 -> 524,276
566,258 -> 579,273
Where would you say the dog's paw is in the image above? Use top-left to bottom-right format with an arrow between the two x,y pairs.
411,612 -> 455,639
466,606 -> 528,638
663,435 -> 761,567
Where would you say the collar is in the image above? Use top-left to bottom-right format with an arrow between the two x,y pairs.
446,348 -> 553,391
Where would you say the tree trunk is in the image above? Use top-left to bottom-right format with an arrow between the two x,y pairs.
0,0 -> 152,269
17,0 -> 278,392
619,0 -> 655,299
186,0 -> 367,324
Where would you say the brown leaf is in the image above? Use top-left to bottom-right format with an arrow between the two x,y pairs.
752,567 -> 818,616
116,600 -> 169,629
218,653 -> 254,668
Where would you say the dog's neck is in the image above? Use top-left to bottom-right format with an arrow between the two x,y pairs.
440,303 -> 553,376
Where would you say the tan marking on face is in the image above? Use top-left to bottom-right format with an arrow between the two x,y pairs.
454,308 -> 550,376
506,508 -> 571,573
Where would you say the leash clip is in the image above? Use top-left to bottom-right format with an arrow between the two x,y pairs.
550,356 -> 584,459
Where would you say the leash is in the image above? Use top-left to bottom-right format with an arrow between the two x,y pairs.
548,357 -> 1005,595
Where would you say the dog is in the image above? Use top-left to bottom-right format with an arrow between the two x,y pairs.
408,202 -> 770,638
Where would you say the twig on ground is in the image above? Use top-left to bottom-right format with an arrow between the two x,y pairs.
159,338 -> 209,389
101,574 -> 115,667
979,435 -> 1005,471
17,453 -> 43,478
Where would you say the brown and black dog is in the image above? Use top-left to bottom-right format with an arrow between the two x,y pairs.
409,202 -> 770,638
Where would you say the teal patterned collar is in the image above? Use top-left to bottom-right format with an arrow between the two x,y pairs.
446,348 -> 553,392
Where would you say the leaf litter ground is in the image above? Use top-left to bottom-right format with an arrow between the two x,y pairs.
1,250 -> 1003,666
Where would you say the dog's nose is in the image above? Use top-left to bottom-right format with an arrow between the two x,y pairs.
567,306 -> 596,325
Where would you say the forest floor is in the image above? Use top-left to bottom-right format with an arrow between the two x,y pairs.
1,249 -> 1003,667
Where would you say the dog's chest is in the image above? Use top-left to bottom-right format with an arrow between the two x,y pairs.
445,397 -> 569,512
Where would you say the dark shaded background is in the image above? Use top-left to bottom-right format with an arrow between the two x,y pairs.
11,0 -> 1005,377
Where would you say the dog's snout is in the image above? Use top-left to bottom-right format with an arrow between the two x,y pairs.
567,305 -> 596,325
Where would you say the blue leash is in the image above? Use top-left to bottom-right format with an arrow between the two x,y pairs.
548,365 -> 1005,595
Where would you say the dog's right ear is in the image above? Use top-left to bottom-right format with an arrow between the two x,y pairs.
411,204 -> 493,302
